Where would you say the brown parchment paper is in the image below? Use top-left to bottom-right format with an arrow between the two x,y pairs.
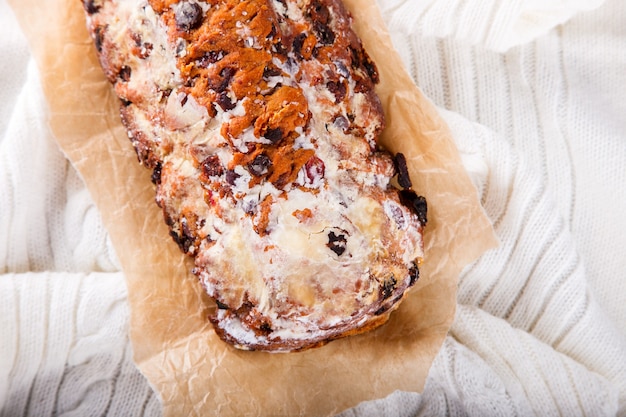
9,0 -> 498,415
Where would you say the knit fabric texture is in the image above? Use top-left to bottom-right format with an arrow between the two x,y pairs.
1,0 -> 625,415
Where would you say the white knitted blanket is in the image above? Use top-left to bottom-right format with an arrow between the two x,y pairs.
1,0 -> 625,415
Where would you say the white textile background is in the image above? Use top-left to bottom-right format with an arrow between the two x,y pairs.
1,0 -> 625,416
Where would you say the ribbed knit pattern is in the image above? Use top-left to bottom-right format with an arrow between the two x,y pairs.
0,3 -> 158,415
0,272 -> 160,417
2,0 -> 625,415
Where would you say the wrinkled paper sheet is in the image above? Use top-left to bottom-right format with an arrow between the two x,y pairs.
8,0 -> 498,415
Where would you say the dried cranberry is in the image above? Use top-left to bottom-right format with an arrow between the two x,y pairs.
175,2 -> 204,32
303,156 -> 325,185
201,155 -> 224,178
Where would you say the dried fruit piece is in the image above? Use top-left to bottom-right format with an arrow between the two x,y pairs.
175,2 -> 204,32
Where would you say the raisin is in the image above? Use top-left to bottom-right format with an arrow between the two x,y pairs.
215,299 -> 229,310
263,65 -> 282,78
84,0 -> 100,14
201,155 -> 224,178
408,262 -> 420,287
349,46 -> 380,84
210,66 -> 237,93
198,50 -> 224,67
394,152 -> 412,189
326,81 -> 346,103
259,322 -> 273,334
374,306 -> 387,316
118,66 -> 131,82
399,190 -> 427,226
313,21 -> 335,45
220,65 -> 235,79
307,0 -> 330,23
175,2 -> 204,32
170,222 -> 195,254
362,52 -> 379,83
332,115 -> 350,131
349,46 -> 361,69
381,275 -> 397,300
151,162 -> 162,185
273,40 -> 289,56
248,154 -> 272,176
216,91 -> 236,111
292,33 -> 308,58
180,221 -> 195,253
242,199 -> 258,215
94,26 -> 105,52
169,230 -> 181,245
225,170 -> 240,185
307,2 -> 334,43
327,231 -> 347,256
176,39 -> 187,57
335,61 -> 350,78
264,127 -> 283,144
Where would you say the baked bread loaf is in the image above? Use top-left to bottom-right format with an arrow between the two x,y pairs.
81,0 -> 427,352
